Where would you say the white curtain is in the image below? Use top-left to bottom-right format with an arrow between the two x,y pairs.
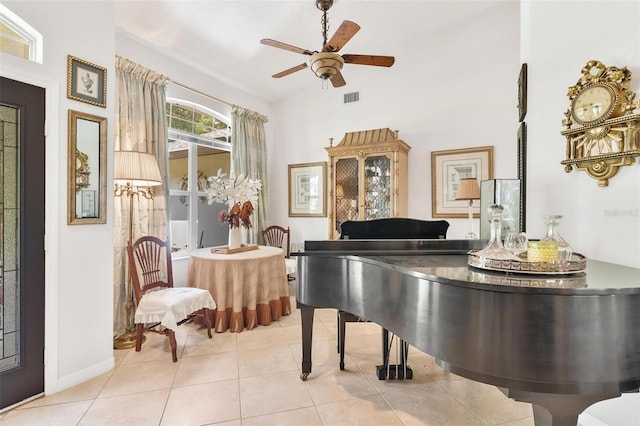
113,56 -> 169,336
231,106 -> 269,244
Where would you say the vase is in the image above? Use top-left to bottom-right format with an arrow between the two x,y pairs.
228,226 -> 241,249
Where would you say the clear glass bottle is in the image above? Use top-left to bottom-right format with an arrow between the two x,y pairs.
474,204 -> 519,262
504,226 -> 528,257
541,214 -> 572,263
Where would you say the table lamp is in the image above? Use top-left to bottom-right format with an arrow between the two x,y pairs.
113,150 -> 162,349
455,178 -> 480,239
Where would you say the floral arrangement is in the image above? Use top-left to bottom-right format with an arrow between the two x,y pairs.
206,169 -> 262,229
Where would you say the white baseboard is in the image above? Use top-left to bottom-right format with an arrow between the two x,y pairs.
52,357 -> 114,394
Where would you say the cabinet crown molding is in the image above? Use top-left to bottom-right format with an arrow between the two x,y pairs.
327,128 -> 411,152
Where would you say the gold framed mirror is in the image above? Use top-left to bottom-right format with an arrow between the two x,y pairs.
67,110 -> 107,224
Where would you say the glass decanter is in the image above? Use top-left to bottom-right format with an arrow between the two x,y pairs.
474,204 -> 519,262
541,214 -> 572,263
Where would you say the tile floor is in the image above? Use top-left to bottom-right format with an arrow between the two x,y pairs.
0,293 -> 536,426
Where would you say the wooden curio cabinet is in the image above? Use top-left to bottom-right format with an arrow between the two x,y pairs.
326,128 -> 411,239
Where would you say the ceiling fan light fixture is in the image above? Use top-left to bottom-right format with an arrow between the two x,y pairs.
307,52 -> 344,80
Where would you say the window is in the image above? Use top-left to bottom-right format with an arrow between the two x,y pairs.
167,99 -> 231,257
0,5 -> 43,63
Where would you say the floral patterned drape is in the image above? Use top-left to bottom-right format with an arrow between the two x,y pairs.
231,107 -> 269,244
113,56 -> 169,336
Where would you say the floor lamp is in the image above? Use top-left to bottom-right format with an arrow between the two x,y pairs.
456,178 -> 481,239
113,150 -> 163,350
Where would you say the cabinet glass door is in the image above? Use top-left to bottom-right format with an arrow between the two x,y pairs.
335,158 -> 359,236
364,156 -> 391,220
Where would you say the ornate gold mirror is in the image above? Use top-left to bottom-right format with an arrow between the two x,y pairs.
561,60 -> 640,186
67,110 -> 107,224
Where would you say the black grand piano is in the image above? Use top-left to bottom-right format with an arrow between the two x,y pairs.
296,239 -> 640,426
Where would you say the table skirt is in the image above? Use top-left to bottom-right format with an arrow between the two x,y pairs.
188,246 -> 291,333
211,295 -> 291,333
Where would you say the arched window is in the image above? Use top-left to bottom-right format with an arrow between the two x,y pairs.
166,99 -> 232,257
0,5 -> 43,63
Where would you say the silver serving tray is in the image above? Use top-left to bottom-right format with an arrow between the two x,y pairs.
467,251 -> 586,275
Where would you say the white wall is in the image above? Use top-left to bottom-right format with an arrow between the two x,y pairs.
0,1 -> 116,392
270,2 -> 521,243
521,2 -> 640,421
522,0 -> 640,269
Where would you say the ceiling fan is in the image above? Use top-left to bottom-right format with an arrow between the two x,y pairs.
260,0 -> 395,88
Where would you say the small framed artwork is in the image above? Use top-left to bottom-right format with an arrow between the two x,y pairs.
517,122 -> 527,232
431,146 -> 494,218
67,55 -> 107,108
288,162 -> 327,217
518,63 -> 528,122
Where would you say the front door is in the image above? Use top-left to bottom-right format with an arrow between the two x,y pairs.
0,77 -> 46,409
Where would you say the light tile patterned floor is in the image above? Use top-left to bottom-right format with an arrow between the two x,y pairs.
0,295 -> 535,426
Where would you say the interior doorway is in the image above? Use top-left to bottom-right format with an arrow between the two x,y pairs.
0,76 -> 46,410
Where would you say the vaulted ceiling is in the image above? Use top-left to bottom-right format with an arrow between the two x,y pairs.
115,0 -> 510,103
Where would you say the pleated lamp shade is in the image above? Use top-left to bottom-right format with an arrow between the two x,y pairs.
455,178 -> 480,200
114,151 -> 162,187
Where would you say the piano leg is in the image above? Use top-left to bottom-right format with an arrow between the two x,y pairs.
299,303 -> 315,381
338,312 -> 346,370
502,389 -> 620,426
382,328 -> 389,366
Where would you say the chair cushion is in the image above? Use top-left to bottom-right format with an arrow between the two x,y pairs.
285,258 -> 297,275
134,287 -> 216,330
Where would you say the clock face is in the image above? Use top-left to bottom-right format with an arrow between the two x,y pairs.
571,84 -> 615,124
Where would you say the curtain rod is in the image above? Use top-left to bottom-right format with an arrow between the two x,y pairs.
169,80 -> 236,109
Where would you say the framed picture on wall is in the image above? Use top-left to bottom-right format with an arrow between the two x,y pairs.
431,146 -> 494,218
67,55 -> 107,108
288,162 -> 327,217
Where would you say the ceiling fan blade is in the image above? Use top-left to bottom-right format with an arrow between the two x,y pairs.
342,54 -> 395,67
272,63 -> 308,78
330,69 -> 346,87
260,39 -> 314,56
323,20 -> 360,52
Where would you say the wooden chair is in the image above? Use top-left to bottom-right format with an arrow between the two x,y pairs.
261,225 -> 296,280
127,236 -> 215,362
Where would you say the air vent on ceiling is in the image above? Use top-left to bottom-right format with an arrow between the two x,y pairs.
344,91 -> 360,104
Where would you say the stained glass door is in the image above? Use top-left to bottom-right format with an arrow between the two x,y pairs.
0,77 -> 46,409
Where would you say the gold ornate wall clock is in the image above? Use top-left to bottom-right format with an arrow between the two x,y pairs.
561,60 -> 640,186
